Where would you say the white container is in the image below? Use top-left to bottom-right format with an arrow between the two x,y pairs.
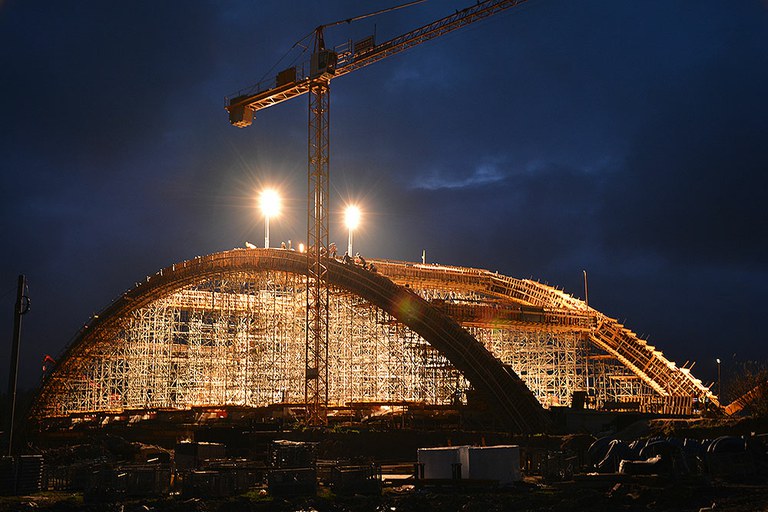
464,445 -> 521,484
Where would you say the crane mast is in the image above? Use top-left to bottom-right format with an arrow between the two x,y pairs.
305,29 -> 333,426
226,0 -> 530,425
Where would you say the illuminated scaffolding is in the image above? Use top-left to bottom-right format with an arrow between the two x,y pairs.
48,274 -> 465,417
32,249 -> 715,422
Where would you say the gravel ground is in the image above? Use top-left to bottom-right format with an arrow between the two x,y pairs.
3,479 -> 768,512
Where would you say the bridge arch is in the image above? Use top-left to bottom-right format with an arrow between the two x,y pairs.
33,248 -> 716,431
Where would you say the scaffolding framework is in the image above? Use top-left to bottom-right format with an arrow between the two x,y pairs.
32,250 -> 714,422
50,274 -> 465,417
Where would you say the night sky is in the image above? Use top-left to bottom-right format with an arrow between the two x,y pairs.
1,1 -> 767,393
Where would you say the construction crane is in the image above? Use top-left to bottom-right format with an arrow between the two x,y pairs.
226,0 -> 530,425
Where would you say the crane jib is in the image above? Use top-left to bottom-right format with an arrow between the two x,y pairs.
225,0 -> 528,128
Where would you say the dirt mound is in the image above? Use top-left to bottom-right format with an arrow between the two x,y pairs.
617,416 -> 768,441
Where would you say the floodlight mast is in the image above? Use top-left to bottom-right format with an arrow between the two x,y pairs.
226,0 -> 530,426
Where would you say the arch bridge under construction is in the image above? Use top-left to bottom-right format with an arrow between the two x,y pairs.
31,249 -> 717,433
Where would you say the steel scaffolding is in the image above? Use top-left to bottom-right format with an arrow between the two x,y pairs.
49,273 -> 463,417
33,250 -> 713,421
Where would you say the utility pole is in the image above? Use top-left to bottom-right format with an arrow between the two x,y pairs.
716,358 -> 722,403
583,269 -> 591,400
7,275 -> 30,456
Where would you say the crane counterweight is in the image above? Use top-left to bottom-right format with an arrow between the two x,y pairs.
228,99 -> 253,128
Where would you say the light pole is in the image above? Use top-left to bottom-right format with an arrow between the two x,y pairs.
259,189 -> 280,249
344,205 -> 361,256
716,358 -> 722,402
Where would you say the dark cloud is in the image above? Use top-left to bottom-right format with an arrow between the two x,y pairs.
600,28 -> 768,270
1,0 -> 766,390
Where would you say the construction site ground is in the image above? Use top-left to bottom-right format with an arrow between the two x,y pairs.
2,478 -> 768,512
2,416 -> 767,511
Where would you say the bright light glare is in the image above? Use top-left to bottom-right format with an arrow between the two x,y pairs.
345,205 -> 361,230
259,189 -> 281,218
